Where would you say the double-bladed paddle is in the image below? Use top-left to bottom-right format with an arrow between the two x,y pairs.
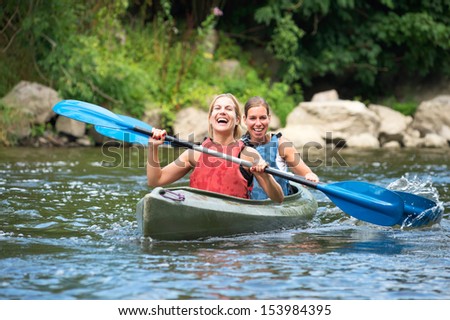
53,99 -> 442,227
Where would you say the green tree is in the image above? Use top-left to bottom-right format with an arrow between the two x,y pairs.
252,0 -> 450,98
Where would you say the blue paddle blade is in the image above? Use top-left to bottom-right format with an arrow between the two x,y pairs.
95,115 -> 153,145
394,191 -> 443,227
53,100 -> 129,129
317,181 -> 404,226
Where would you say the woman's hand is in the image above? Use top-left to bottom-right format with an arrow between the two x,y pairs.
250,159 -> 268,175
149,128 -> 167,147
305,172 -> 319,183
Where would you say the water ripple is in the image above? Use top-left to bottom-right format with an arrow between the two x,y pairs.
0,147 -> 449,299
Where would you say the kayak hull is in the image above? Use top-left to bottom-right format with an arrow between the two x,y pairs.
136,183 -> 318,240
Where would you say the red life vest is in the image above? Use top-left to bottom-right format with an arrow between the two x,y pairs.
190,138 -> 250,198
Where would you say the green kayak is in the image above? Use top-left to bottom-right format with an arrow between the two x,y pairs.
136,182 -> 318,240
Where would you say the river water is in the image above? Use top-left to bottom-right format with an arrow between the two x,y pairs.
0,146 -> 449,300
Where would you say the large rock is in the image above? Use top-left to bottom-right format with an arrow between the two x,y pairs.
55,116 -> 86,138
382,141 -> 402,148
403,130 -> 448,148
268,109 -> 281,130
440,125 -> 450,142
423,133 -> 448,148
142,108 -> 163,130
346,133 -> 380,148
1,81 -> 59,124
278,125 -> 325,149
311,89 -> 339,102
412,95 -> 450,141
172,107 -> 209,142
403,128 -> 423,148
368,104 -> 412,146
286,100 -> 380,144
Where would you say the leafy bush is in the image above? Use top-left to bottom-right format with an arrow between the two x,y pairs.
4,0 -> 447,143
391,101 -> 418,116
380,97 -> 418,116
252,0 -> 450,97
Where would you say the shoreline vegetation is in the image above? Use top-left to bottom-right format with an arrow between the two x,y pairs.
1,1 -> 449,148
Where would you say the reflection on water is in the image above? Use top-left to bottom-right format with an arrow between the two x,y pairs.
0,147 -> 449,299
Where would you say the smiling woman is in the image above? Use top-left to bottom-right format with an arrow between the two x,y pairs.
242,96 -> 319,200
147,93 -> 284,202
207,93 -> 243,142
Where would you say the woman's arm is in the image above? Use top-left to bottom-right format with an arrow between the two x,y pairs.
147,129 -> 194,187
241,146 -> 284,203
278,136 -> 319,182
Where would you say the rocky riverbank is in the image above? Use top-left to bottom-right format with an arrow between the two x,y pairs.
1,81 -> 449,149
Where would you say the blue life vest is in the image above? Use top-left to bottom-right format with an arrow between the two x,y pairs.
246,133 -> 291,200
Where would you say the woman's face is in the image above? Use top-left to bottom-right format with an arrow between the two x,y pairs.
209,96 -> 239,134
244,106 -> 271,142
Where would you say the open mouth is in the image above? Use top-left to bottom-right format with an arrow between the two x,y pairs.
217,118 -> 229,124
252,127 -> 264,133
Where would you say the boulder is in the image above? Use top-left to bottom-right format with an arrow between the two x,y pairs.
142,108 -> 163,130
172,107 -> 209,142
382,141 -> 401,149
440,125 -> 450,141
423,133 -> 448,148
1,81 -> 60,124
278,125 -> 325,149
412,95 -> 450,141
311,89 -> 339,102
76,136 -> 93,146
286,100 -> 380,145
55,115 -> 86,138
368,104 -> 412,146
268,110 -> 281,130
346,133 -> 380,148
402,129 -> 448,148
403,130 -> 424,148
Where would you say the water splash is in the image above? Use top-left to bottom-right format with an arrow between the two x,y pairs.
387,174 -> 444,228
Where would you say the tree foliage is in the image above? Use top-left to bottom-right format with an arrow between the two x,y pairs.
0,0 -> 297,129
252,0 -> 450,97
1,0 -> 449,133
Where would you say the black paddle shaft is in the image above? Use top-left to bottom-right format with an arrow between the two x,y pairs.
265,167 -> 318,188
133,126 -> 197,148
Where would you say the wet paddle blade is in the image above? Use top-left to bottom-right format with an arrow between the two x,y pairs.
53,100 -> 129,129
95,115 -> 153,145
394,191 -> 443,227
317,181 -> 404,226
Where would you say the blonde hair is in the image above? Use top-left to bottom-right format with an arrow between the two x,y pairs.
207,93 -> 243,140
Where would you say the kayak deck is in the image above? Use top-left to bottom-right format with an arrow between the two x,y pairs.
136,183 -> 318,240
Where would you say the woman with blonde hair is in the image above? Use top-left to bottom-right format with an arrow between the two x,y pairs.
147,93 -> 284,203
